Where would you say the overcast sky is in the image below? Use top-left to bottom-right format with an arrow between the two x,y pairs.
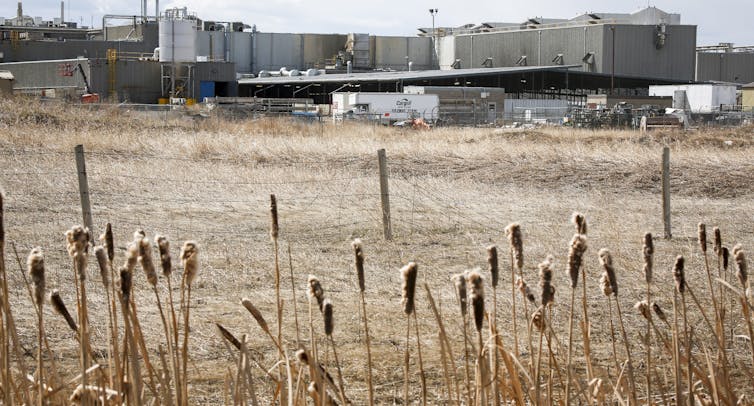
6,0 -> 752,45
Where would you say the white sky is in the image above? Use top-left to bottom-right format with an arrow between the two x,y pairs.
8,0 -> 753,46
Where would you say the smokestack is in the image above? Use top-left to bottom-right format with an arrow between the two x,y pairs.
17,2 -> 22,20
61,1 -> 64,24
155,0 -> 160,19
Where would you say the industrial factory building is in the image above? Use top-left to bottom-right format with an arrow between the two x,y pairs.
0,2 -> 753,118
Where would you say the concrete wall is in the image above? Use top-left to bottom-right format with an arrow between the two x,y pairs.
696,52 -> 754,84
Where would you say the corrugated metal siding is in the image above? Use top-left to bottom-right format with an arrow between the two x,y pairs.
607,25 -> 696,81
0,58 -> 90,89
0,39 -> 152,63
373,36 -> 432,70
696,52 -> 754,84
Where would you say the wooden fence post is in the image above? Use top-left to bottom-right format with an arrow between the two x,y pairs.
662,146 -> 671,239
377,148 -> 392,240
74,145 -> 94,235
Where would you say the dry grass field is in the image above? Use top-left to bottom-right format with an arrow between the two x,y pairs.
0,98 -> 753,404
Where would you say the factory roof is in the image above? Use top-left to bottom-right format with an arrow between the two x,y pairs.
239,65 -> 580,86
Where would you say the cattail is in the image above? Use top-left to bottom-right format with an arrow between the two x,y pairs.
722,247 -> 730,271
50,290 -> 78,332
323,299 -> 334,336
567,234 -> 587,288
452,273 -> 467,316
308,275 -> 325,311
539,256 -> 555,307
241,298 -> 270,335
120,266 -> 132,305
124,240 -> 139,274
634,300 -> 650,320
713,227 -> 722,255
94,246 -> 109,288
352,239 -> 365,292
532,308 -> 545,332
572,212 -> 588,235
215,323 -> 241,350
698,223 -> 707,253
516,277 -> 536,303
66,225 -> 90,281
598,248 -> 618,296
138,237 -> 158,287
155,235 -> 172,276
652,302 -> 667,322
400,262 -> 418,315
505,223 -> 524,271
487,245 -> 499,288
733,245 -> 748,288
467,270 -> 485,332
270,194 -> 279,240
600,274 -> 613,296
181,241 -> 199,286
27,248 -> 45,307
133,229 -> 145,240
643,232 -> 654,284
673,256 -> 686,294
104,223 -> 114,263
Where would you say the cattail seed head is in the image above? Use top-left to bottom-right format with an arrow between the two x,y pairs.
572,212 -> 588,235
155,235 -> 172,277
567,234 -> 587,288
643,232 -> 654,284
452,273 -> 468,317
124,240 -> 139,274
119,266 -> 132,305
66,225 -> 90,281
532,308 -> 545,332
467,270 -> 485,332
698,223 -> 707,253
138,237 -> 158,287
241,298 -> 270,334
733,245 -> 748,288
634,300 -> 650,320
487,245 -> 499,288
104,223 -> 114,262
516,277 -> 536,303
323,299 -> 334,336
713,227 -> 722,255
673,255 -> 686,294
94,246 -> 109,289
270,194 -> 279,240
505,223 -> 524,272
307,275 -> 325,311
539,256 -> 555,307
352,239 -> 365,292
27,247 -> 45,307
722,247 -> 730,271
652,302 -> 667,322
598,248 -> 618,296
50,290 -> 77,332
181,241 -> 199,286
215,323 -> 241,350
400,262 -> 418,315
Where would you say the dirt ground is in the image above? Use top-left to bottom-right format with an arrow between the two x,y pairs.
1,100 -> 753,403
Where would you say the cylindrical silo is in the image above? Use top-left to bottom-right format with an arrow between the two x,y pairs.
159,8 -> 196,63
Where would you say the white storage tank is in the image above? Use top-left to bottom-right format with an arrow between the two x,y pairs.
159,8 -> 197,63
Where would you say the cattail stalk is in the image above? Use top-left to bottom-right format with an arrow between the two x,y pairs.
27,248 -> 45,406
180,241 -> 199,404
66,225 -> 91,405
565,233 -> 587,405
468,270 -> 487,405
643,232 -> 654,405
505,223 -> 522,357
351,239 -> 374,405
672,255 -> 691,406
453,273 -> 472,405
269,195 -> 285,401
321,299 -> 347,404
535,257 -> 554,405
400,262 -> 419,405
119,267 -> 141,405
101,223 -> 122,398
487,245 -> 500,406
0,192 -> 9,406
732,246 -> 754,377
156,234 -> 181,406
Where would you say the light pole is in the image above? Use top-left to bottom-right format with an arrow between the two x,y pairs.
429,9 -> 438,68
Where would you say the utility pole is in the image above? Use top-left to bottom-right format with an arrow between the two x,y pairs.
429,9 -> 438,69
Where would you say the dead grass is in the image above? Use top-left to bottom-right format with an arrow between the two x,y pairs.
0,99 -> 753,403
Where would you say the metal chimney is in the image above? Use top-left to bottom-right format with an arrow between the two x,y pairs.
61,1 -> 64,24
17,2 -> 22,20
